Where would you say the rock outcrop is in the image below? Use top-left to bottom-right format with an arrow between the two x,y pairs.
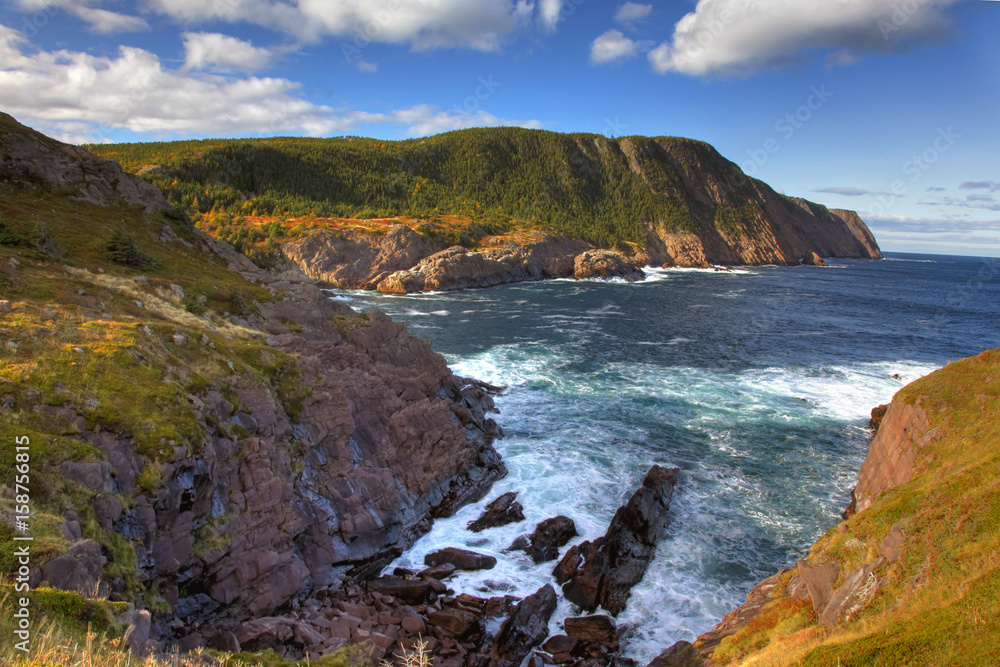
0,112 -> 167,213
846,400 -> 939,516
801,251 -> 829,266
574,250 -> 646,282
648,393 -> 939,666
555,465 -> 678,615
509,515 -> 578,564
371,235 -> 591,294
1,114 -> 508,651
467,491 -> 525,533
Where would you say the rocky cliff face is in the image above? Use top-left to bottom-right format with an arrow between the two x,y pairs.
0,114 -> 506,649
846,401 -> 938,516
0,112 -> 167,213
646,368 -> 975,666
281,199 -> 882,294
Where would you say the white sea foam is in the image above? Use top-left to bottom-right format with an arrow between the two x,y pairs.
384,341 -> 939,662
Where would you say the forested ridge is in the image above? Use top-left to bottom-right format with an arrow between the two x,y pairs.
89,127 -> 797,248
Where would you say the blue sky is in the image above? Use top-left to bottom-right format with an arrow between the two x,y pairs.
1,0 -> 998,255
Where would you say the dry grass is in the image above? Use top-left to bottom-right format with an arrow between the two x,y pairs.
379,638 -> 430,667
703,350 -> 1000,666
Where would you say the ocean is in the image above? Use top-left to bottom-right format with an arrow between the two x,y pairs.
333,252 -> 1000,663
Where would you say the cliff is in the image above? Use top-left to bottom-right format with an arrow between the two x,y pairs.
87,127 -> 881,293
0,113 -> 504,653
650,350 -> 1000,666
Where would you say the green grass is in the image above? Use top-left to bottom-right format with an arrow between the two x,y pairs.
0,185 -> 316,610
701,349 -> 1000,666
85,127 -> 792,247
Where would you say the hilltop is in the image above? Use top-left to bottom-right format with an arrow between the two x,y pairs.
88,127 -> 880,293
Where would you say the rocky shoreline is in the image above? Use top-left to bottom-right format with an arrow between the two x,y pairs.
281,206 -> 881,295
2,111 -> 905,667
176,464 -> 680,667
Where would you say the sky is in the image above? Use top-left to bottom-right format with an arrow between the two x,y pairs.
0,0 -> 998,256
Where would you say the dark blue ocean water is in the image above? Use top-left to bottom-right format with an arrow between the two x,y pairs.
335,253 -> 1000,661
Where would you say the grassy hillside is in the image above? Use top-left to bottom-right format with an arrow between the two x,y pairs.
87,127 -> 776,248
699,350 -> 1000,666
0,139 -> 367,666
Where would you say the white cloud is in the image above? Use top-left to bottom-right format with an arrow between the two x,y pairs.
648,0 -> 961,77
538,0 -> 565,31
182,32 -> 274,72
0,25 -> 541,140
141,0 -> 527,50
590,29 -> 639,65
72,6 -> 150,33
615,2 -> 652,25
392,104 -> 543,136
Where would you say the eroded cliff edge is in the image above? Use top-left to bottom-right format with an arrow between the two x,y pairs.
0,112 -> 505,648
650,351 -> 1000,666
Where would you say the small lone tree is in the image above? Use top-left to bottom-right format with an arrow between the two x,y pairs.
104,225 -> 156,269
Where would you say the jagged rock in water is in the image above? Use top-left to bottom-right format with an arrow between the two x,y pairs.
425,547 -> 498,571
555,465 -> 678,615
467,491 -> 525,532
509,515 -> 577,563
574,250 -> 645,282
802,251 -> 829,266
491,584 -> 558,667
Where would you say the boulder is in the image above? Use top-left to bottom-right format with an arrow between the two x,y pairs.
869,404 -> 889,432
801,251 -> 829,267
366,577 -> 434,605
491,584 -> 558,667
574,250 -> 645,282
554,465 -> 678,615
564,615 -> 619,651
510,515 -> 577,563
467,491 -> 525,533
425,547 -> 497,571
418,563 -> 457,580
40,540 -> 104,595
427,608 -> 478,638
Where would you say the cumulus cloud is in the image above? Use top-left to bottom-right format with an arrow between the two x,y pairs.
815,186 -> 872,197
590,29 -> 639,65
615,2 -> 652,26
140,0 -> 545,50
73,7 -> 150,33
183,32 -> 274,72
959,180 -> 997,189
648,0 -> 961,77
0,25 -> 541,140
